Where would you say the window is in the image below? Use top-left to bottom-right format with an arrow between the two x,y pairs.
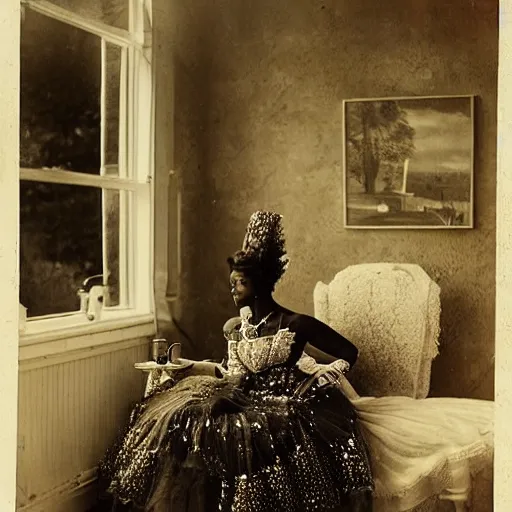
19,0 -> 154,339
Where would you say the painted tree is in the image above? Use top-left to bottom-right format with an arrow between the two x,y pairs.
346,101 -> 416,194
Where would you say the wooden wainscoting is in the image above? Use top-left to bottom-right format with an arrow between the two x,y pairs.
17,335 -> 150,512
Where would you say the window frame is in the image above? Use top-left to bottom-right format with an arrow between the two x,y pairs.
19,0 -> 156,346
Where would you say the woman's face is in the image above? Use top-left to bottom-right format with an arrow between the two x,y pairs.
229,270 -> 256,308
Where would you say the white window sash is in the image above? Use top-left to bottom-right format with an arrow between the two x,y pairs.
20,168 -> 149,192
133,31 -> 154,315
21,0 -> 141,49
119,47 -> 129,179
19,0 -> 155,341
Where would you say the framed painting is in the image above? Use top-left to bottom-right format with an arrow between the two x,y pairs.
343,95 -> 475,229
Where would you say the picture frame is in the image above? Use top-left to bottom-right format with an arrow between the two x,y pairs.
342,94 -> 475,229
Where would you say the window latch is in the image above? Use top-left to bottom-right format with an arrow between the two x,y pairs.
77,274 -> 105,321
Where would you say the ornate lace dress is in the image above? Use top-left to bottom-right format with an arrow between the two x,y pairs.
99,319 -> 374,512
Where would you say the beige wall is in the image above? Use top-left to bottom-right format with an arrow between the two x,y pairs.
165,0 -> 497,400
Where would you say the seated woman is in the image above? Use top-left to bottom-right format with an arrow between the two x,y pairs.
100,211 -> 493,512
100,211 -> 374,512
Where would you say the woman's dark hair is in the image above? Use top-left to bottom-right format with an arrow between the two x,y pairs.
227,211 -> 289,293
228,251 -> 273,293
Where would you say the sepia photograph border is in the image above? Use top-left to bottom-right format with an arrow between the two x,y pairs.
3,1 -> 512,511
342,94 -> 475,230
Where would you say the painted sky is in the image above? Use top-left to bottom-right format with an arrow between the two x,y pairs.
400,98 -> 473,174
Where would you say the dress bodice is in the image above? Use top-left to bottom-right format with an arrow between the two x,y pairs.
235,328 -> 296,373
226,326 -> 311,398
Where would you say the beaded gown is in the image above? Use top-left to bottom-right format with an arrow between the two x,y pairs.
99,313 -> 374,511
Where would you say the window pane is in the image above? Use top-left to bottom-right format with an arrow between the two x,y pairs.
104,43 -> 122,170
48,0 -> 129,30
20,9 -> 123,176
20,182 -> 102,317
20,182 -> 124,318
103,189 -> 121,307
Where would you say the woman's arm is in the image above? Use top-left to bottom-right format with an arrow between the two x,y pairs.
294,315 -> 359,368
180,360 -> 225,378
304,343 -> 338,365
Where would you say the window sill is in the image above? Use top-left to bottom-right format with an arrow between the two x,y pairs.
19,311 -> 156,363
20,307 -> 154,340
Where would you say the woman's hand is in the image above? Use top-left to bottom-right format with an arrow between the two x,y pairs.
175,359 -> 226,378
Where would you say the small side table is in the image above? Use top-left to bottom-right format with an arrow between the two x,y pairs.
134,360 -> 193,397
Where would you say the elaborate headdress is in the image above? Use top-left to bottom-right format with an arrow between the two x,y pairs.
228,211 -> 289,291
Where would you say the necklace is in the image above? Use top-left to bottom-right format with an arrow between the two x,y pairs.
240,311 -> 275,340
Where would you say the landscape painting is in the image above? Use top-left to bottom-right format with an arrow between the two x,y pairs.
343,95 -> 474,229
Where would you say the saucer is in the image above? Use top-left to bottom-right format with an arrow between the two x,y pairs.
134,359 -> 194,371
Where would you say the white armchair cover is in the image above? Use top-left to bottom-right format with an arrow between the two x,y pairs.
313,263 -> 441,398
